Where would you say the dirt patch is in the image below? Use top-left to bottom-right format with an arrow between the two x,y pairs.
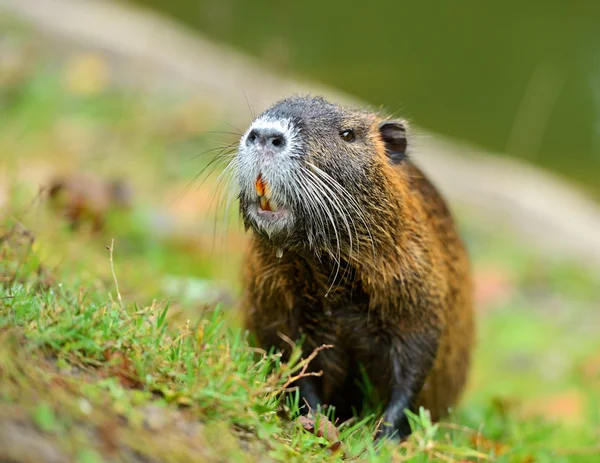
0,414 -> 68,463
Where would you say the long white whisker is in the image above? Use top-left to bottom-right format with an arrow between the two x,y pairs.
306,162 -> 376,261
290,172 -> 326,255
301,166 -> 356,256
297,170 -> 342,268
297,172 -> 343,291
299,168 -> 358,293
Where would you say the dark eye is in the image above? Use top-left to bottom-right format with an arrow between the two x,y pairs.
340,129 -> 355,142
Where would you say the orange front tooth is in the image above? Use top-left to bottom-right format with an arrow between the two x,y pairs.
260,196 -> 272,211
256,174 -> 265,197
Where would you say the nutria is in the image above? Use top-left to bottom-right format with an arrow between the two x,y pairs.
234,95 -> 474,439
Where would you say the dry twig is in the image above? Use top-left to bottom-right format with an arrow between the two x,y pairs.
280,344 -> 333,391
106,239 -> 124,310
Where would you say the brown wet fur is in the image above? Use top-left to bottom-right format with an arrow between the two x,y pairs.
239,99 -> 474,436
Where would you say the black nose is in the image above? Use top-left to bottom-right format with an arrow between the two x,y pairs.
246,128 -> 286,151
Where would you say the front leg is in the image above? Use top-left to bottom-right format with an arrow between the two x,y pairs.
295,376 -> 322,414
377,329 -> 440,441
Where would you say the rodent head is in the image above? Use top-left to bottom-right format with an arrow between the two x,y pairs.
235,95 -> 409,258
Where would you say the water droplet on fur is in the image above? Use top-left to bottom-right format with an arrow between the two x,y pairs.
276,248 -> 283,259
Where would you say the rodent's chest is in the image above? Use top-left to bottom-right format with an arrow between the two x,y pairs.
295,299 -> 396,399
297,299 -> 389,348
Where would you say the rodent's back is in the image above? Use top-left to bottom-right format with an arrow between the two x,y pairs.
401,161 -> 474,418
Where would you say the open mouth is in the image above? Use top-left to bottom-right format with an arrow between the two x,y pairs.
255,174 -> 278,212
247,173 -> 292,234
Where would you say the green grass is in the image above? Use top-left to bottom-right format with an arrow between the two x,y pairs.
0,220 -> 494,462
1,21 -> 600,462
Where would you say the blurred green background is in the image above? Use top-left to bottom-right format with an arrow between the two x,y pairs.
132,0 -> 600,196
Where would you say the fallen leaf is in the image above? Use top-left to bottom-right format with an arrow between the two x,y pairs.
296,414 -> 339,443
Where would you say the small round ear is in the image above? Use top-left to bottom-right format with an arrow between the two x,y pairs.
378,121 -> 407,163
